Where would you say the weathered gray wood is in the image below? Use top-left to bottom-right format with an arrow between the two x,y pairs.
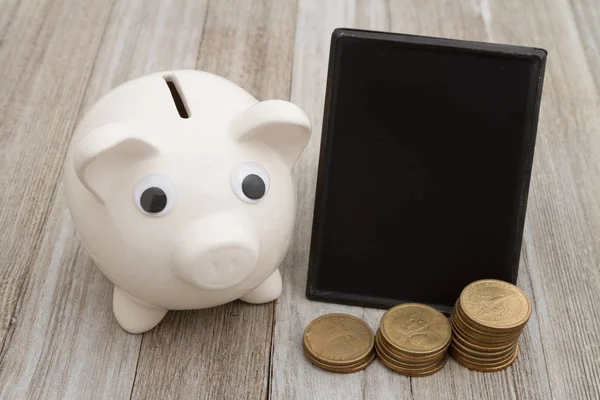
129,1 -> 299,399
272,0 -> 600,399
0,0 -> 20,39
272,1 -> 407,399
0,205 -> 142,399
0,0 -> 119,397
0,0 -> 115,352
569,0 -> 600,92
384,2 -> 555,400
483,0 -> 600,399
0,0 -> 208,398
1,0 -> 600,398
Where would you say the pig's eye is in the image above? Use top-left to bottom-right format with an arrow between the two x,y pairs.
134,174 -> 176,217
231,162 -> 270,203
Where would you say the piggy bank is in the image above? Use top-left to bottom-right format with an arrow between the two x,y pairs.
63,70 -> 311,333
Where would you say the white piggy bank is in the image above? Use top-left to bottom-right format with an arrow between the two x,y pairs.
63,70 -> 311,333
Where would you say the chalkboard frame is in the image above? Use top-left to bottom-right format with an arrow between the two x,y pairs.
305,28 -> 547,315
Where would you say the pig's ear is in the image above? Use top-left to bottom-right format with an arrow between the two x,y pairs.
231,100 -> 312,168
73,124 -> 159,200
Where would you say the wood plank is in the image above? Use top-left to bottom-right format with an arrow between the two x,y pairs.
0,0 -> 21,40
271,1 -> 404,399
129,1 -> 299,399
0,0 -> 54,119
271,0 -> 600,398
384,2 -> 555,399
0,204 -> 142,399
483,0 -> 600,398
1,0 -> 599,398
0,0 -> 208,398
568,0 -> 600,91
0,0 -> 114,352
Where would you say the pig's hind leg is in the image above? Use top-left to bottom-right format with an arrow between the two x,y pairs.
113,287 -> 168,333
240,269 -> 282,304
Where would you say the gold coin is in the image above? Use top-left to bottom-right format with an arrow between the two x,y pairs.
453,301 -> 523,338
453,322 -> 521,353
303,313 -> 374,366
450,340 -> 517,363
304,348 -> 376,373
451,310 -> 520,344
455,314 -> 523,346
459,280 -> 531,332
450,345 -> 519,372
378,352 -> 448,377
451,326 -> 516,353
376,330 -> 445,365
302,340 -> 373,367
450,348 -> 516,369
453,324 -> 520,349
449,340 -> 517,362
380,303 -> 451,356
375,348 -> 441,371
376,346 -> 442,372
375,329 -> 447,363
375,333 -> 442,369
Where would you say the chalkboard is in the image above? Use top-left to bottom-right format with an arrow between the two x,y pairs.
305,28 -> 547,315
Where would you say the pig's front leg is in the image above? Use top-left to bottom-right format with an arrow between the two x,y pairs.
240,269 -> 282,304
113,287 -> 168,333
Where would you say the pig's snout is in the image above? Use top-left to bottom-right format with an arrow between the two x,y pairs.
172,212 -> 259,290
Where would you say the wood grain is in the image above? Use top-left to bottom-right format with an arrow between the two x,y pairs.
384,2 -> 555,400
129,1 -> 299,399
0,0 -> 20,39
0,0 -> 208,398
271,1 -> 414,399
0,0 -> 115,352
272,0 -> 600,399
0,0 -> 599,398
569,0 -> 600,92
483,0 -> 600,398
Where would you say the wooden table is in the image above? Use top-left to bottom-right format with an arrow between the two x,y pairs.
1,0 -> 599,398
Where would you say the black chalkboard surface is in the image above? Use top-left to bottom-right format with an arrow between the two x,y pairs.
305,28 -> 546,315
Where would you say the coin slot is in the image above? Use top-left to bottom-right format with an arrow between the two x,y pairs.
164,75 -> 190,119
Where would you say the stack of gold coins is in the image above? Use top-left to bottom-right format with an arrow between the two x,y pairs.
375,303 -> 451,377
303,313 -> 376,373
450,279 -> 531,372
